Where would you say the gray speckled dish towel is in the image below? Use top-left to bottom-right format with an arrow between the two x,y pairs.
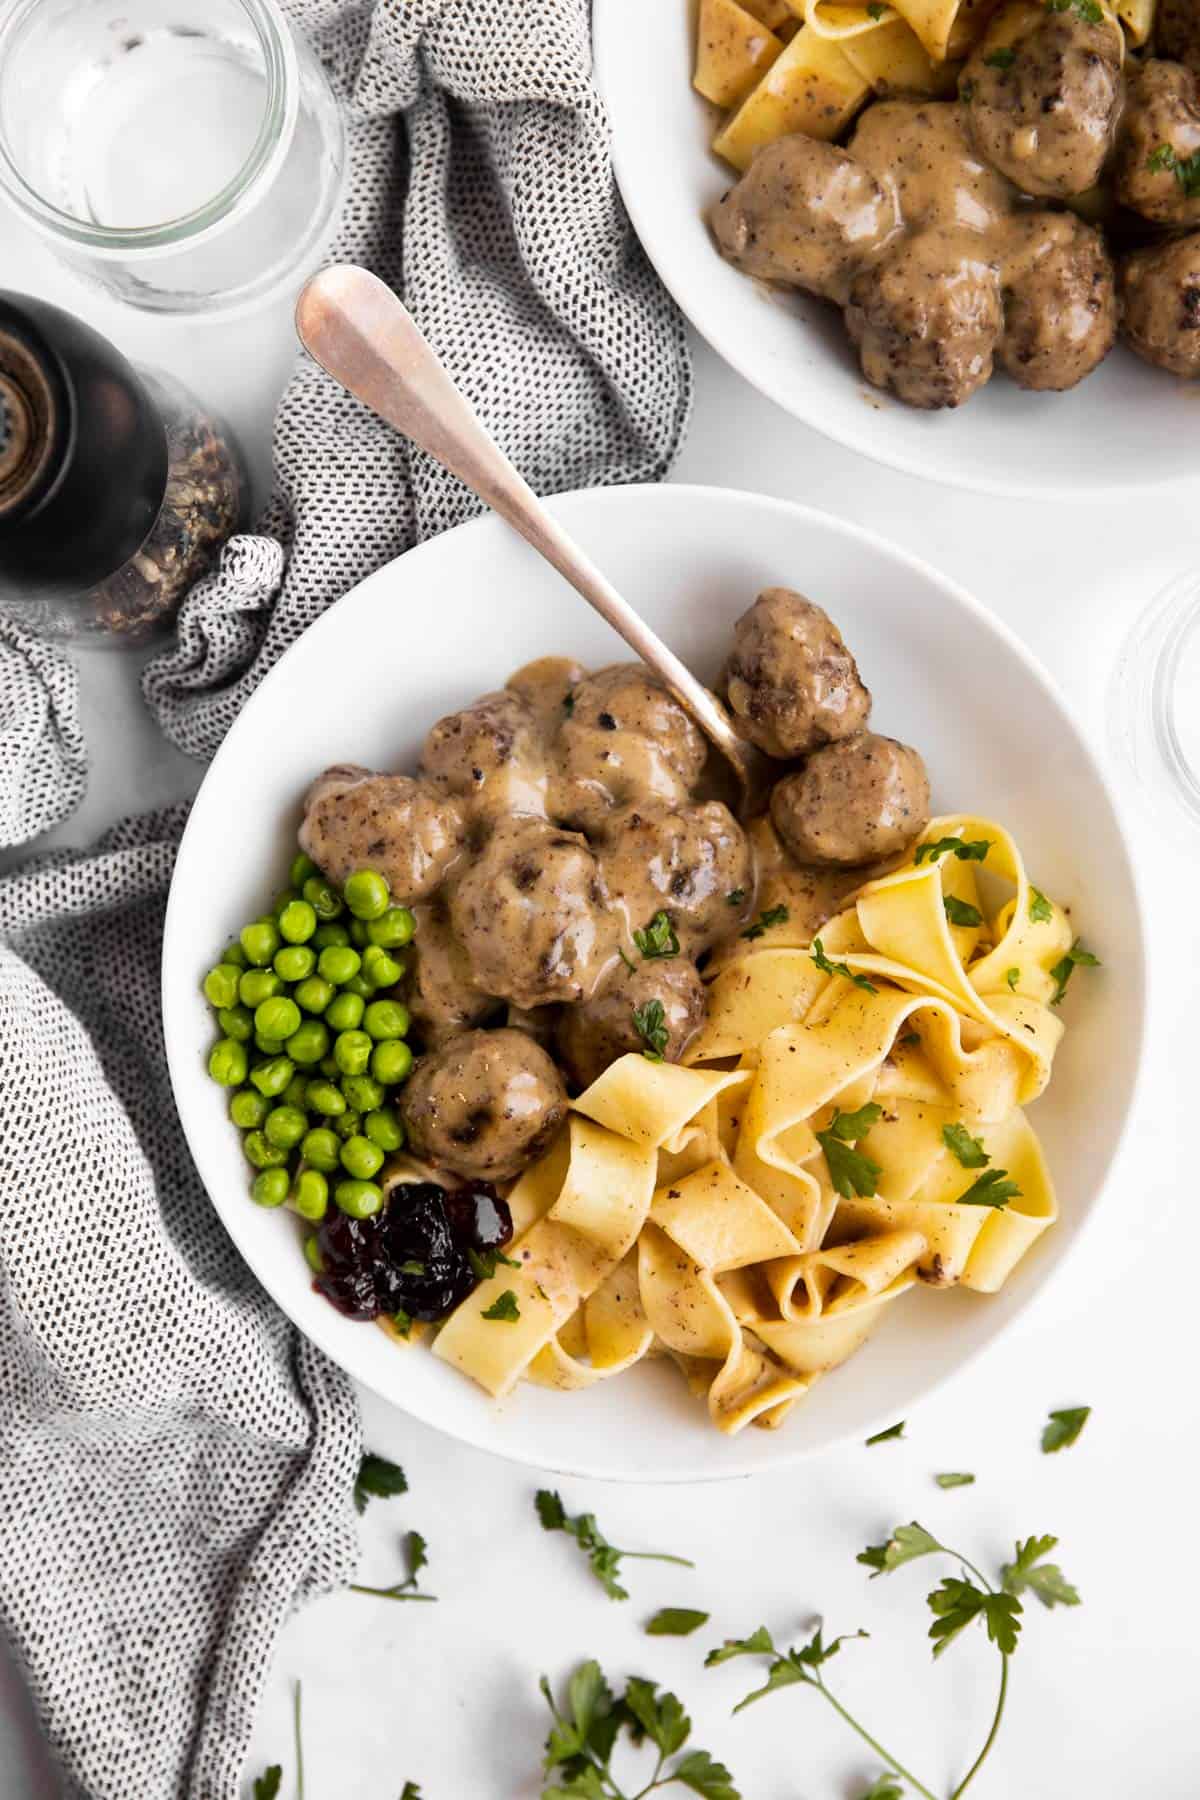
0,3 -> 690,1794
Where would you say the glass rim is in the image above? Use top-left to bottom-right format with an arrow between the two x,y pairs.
0,0 -> 299,252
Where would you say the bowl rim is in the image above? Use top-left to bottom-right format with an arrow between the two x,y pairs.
162,482 -> 1150,1482
590,0 -> 1197,505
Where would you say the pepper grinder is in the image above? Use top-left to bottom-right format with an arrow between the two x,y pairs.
0,292 -> 245,646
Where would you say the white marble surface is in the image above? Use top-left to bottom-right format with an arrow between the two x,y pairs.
2,217 -> 1197,1800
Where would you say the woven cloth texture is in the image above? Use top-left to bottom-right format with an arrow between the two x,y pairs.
0,1 -> 690,1794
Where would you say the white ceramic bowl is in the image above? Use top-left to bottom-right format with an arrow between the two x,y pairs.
163,485 -> 1145,1480
593,0 -> 1195,501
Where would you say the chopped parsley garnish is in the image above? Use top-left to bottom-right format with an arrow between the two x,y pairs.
941,1122 -> 989,1168
646,1607 -> 711,1637
742,904 -> 789,941
811,936 -> 878,994
1145,143 -> 1200,196
956,1168 -> 1022,1208
393,1306 -> 413,1339
1029,887 -> 1053,923
943,895 -> 984,928
400,1785 -> 423,1800
633,909 -> 680,960
866,1 -> 886,15
1049,939 -> 1100,1005
633,998 -> 669,1060
915,836 -> 992,865
353,1452 -> 408,1514
816,1104 -> 883,1199
726,887 -> 747,905
468,1246 -> 521,1282
865,1419 -> 905,1446
1046,0 -> 1103,21
1042,1404 -> 1090,1453
535,1489 -> 694,1600
935,1472 -> 976,1489
482,1289 -> 521,1322
618,945 -> 637,973
984,46 -> 1016,67
1005,967 -> 1020,990
399,1260 -> 425,1277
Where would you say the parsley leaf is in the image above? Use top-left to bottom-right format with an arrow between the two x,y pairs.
353,1452 -> 408,1514
928,1576 -> 1022,1658
535,1490 -> 694,1600
252,1769 -> 281,1800
541,1664 -> 738,1798
943,895 -> 983,928
858,1521 -> 941,1576
860,1778 -> 904,1800
482,1289 -> 520,1322
468,1245 -> 521,1281
1005,966 -> 1020,990
915,836 -> 992,865
866,1 -> 886,16
671,1748 -> 740,1798
956,1167 -> 1021,1207
647,1607 -> 710,1637
715,1626 -> 868,1714
984,45 -> 1016,65
1001,1534 -> 1081,1608
633,910 -> 680,960
400,1786 -> 423,1800
704,1626 -> 777,1666
742,904 -> 789,941
726,888 -> 747,905
350,1530 -> 436,1604
816,1104 -> 882,1199
1049,939 -> 1100,1005
1046,0 -> 1103,21
633,998 -> 668,1060
1029,887 -> 1053,923
811,936 -> 878,994
865,1419 -> 905,1446
1042,1405 -> 1090,1453
934,1472 -> 976,1489
942,1122 -> 989,1168
391,1306 -> 413,1339
399,1260 -> 425,1276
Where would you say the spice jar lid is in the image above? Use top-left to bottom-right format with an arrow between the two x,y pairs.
0,291 -> 168,599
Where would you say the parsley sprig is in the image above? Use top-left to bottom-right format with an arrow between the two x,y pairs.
536,1490 -> 695,1601
943,895 -> 983,929
1049,940 -> 1100,1006
252,1769 -> 281,1800
915,838 -> 992,866
811,937 -> 878,995
634,911 -> 680,960
353,1452 -> 408,1514
540,1662 -> 739,1798
741,904 -> 789,942
1147,143 -> 1200,196
816,1103 -> 882,1199
633,999 -> 669,1061
350,1530 -> 436,1604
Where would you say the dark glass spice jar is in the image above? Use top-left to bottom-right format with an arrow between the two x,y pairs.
0,291 -> 245,646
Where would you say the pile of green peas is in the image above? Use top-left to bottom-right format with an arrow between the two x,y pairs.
203,855 -> 416,1235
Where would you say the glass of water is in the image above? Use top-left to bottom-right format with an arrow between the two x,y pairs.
0,0 -> 345,313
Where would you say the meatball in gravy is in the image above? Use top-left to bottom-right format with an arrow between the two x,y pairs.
557,961 -> 707,1092
1116,60 -> 1200,227
771,733 -> 931,867
300,768 -> 465,903
724,588 -> 871,759
1120,235 -> 1200,378
400,1029 -> 567,1183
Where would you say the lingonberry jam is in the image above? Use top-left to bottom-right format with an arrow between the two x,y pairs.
315,1180 -> 514,1323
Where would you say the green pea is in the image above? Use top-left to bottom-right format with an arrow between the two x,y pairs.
231,1088 -> 270,1129
293,975 -> 334,1015
301,1127 -> 341,1171
240,919 -> 281,967
303,875 -> 344,920
291,1169 -> 329,1222
290,851 -> 318,889
361,945 -> 404,990
217,1004 -> 254,1043
366,906 -> 415,950
255,996 -> 301,1042
348,917 -> 369,947
335,1179 -> 383,1220
274,944 -> 316,983
318,945 -> 361,986
239,967 -> 282,1009
272,887 -> 299,918
363,999 -> 409,1041
334,1110 -> 363,1141
342,973 -> 373,999
303,1231 -> 326,1274
208,1037 -> 248,1086
364,1107 -> 404,1152
306,1081 -> 347,1117
252,1167 -> 291,1208
264,1104 -> 308,1150
326,991 -> 365,1032
283,1074 -> 310,1109
203,962 -> 242,1009
318,1056 -> 340,1079
244,1130 -> 288,1170
344,868 -> 391,920
334,1029 -> 372,1076
254,1032 -> 285,1055
221,940 -> 249,969
287,1020 -> 330,1066
278,898 -> 318,945
371,1039 -> 414,1086
250,1056 -> 295,1098
340,1134 -> 384,1180
312,922 -> 351,949
342,1073 -> 385,1113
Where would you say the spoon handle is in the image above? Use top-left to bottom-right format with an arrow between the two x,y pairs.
294,265 -> 739,759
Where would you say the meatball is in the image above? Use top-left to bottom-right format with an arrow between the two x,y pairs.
420,690 -> 546,813
961,1 -> 1123,199
400,1028 -> 567,1183
724,588 -> 871,761
999,212 -> 1116,391
710,134 -> 901,304
599,801 -> 753,955
552,664 -> 707,832
299,768 -> 465,903
404,905 -> 493,1042
846,234 -> 1003,410
1120,234 -> 1200,378
850,100 -> 1016,237
770,733 -> 930,866
448,815 -> 613,1009
1159,0 -> 1200,78
557,961 -> 707,1092
1116,61 -> 1200,227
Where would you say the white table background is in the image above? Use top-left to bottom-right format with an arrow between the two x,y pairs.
0,212 -> 1195,1800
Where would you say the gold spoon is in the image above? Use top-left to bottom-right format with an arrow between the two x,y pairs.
294,264 -> 772,817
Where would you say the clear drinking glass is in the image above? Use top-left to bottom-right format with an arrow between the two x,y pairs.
0,0 -> 346,313
1110,571 -> 1200,840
